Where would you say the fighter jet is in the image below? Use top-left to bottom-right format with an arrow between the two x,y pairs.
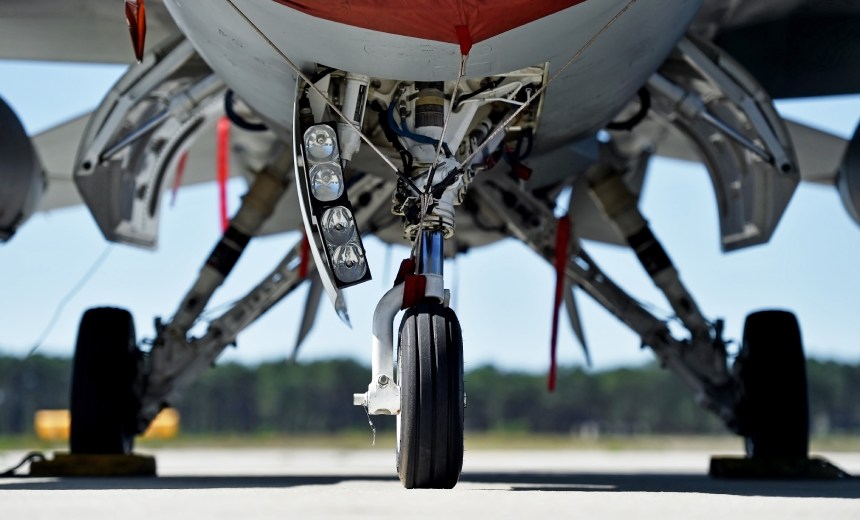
1,0 -> 858,488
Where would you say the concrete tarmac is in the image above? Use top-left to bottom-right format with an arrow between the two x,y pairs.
2,448 -> 859,519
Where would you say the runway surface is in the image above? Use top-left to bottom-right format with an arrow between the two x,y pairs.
2,447 -> 859,519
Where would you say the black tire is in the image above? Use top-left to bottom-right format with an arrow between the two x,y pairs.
70,307 -> 142,455
396,302 -> 464,489
734,310 -> 809,459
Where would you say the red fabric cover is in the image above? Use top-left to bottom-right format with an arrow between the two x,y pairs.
271,0 -> 588,45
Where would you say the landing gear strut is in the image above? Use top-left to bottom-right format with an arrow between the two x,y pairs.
710,310 -> 849,478
474,159 -> 851,478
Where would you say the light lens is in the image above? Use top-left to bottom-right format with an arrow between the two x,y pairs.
304,125 -> 337,162
332,241 -> 367,283
309,163 -> 344,202
321,206 -> 356,246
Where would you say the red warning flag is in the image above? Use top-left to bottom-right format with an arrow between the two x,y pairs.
217,116 -> 230,233
549,214 -> 571,391
124,1 -> 147,62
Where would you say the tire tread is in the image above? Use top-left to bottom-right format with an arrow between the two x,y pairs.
397,302 -> 463,488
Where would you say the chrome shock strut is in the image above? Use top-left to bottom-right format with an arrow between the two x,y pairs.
418,229 -> 444,280
415,225 -> 447,307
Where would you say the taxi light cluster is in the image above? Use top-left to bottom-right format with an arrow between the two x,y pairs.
302,124 -> 370,287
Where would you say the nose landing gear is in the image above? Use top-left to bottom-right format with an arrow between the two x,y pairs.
354,228 -> 466,489
354,162 -> 469,488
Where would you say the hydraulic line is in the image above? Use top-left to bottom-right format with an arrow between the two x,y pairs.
224,90 -> 268,132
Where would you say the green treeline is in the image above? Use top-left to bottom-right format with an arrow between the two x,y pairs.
1,354 -> 859,436
0,355 -> 70,434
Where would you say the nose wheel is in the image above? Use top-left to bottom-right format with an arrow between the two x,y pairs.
396,301 -> 464,489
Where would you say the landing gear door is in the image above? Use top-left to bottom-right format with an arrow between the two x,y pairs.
650,36 -> 799,252
291,80 -> 349,325
74,37 -> 224,248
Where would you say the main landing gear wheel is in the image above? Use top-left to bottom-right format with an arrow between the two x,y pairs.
396,302 -> 464,489
70,307 -> 143,455
734,310 -> 809,459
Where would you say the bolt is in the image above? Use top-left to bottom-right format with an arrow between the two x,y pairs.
378,375 -> 390,387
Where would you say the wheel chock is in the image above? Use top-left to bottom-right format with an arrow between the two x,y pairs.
709,455 -> 851,480
29,452 -> 156,477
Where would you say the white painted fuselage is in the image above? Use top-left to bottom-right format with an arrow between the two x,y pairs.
163,0 -> 703,152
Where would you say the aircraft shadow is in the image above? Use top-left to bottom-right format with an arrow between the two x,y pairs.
461,471 -> 860,498
1,471 -> 858,498
0,474 -> 391,491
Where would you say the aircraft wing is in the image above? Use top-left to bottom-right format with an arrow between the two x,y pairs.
693,0 -> 860,98
781,120 -> 849,185
32,114 -> 90,210
0,0 -> 178,63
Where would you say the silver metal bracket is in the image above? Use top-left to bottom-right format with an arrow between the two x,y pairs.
353,282 -> 404,415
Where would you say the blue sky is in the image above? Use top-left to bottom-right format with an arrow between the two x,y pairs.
1,60 -> 859,372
